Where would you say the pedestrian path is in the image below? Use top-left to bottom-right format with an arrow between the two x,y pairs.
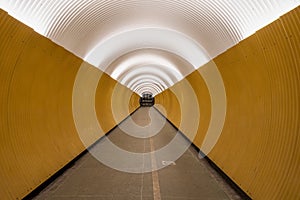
34,107 -> 242,200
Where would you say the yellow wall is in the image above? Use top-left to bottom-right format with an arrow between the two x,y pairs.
156,7 -> 300,200
155,71 -> 211,147
155,89 -> 181,126
95,72 -> 140,133
0,9 -> 139,199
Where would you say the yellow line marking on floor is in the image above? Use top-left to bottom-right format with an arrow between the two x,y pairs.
150,137 -> 161,200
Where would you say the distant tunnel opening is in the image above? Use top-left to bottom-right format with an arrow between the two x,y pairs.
140,93 -> 155,107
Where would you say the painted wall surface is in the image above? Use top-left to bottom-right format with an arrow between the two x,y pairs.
155,7 -> 300,200
0,9 -> 139,199
155,89 -> 181,127
155,70 -> 212,147
96,73 -> 140,132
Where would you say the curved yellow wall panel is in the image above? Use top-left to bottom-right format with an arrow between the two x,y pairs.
155,70 -> 212,145
0,10 -> 87,199
158,7 -> 299,200
185,70 -> 211,148
155,78 -> 202,143
95,73 -> 140,133
0,10 -> 33,199
72,63 -> 106,148
110,83 -> 140,123
95,73 -> 118,133
73,64 -> 140,149
209,7 -> 300,199
129,93 -> 140,114
0,9 -> 139,200
155,89 -> 181,127
156,63 -> 227,154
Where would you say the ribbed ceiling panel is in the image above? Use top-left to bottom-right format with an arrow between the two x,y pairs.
1,0 -> 299,95
2,0 -> 298,56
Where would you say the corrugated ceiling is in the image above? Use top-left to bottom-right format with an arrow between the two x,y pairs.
1,0 -> 299,95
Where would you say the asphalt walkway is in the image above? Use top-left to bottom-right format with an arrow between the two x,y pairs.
34,107 -> 242,200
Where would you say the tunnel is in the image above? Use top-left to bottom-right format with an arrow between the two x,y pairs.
0,1 -> 299,200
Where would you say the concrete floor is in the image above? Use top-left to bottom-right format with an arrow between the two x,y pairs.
34,107 -> 243,200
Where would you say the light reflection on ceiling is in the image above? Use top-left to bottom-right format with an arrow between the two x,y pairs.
1,0 -> 298,96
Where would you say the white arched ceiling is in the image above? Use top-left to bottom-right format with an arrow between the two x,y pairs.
136,86 -> 160,97
106,49 -> 194,81
135,84 -> 161,94
132,82 -> 163,96
1,0 -> 299,96
120,67 -> 176,89
105,48 -> 195,92
127,77 -> 167,92
127,76 -> 168,89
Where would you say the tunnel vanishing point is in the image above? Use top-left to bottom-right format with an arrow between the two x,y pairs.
0,1 -> 299,200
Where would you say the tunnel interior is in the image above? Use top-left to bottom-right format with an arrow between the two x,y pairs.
0,1 -> 299,200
